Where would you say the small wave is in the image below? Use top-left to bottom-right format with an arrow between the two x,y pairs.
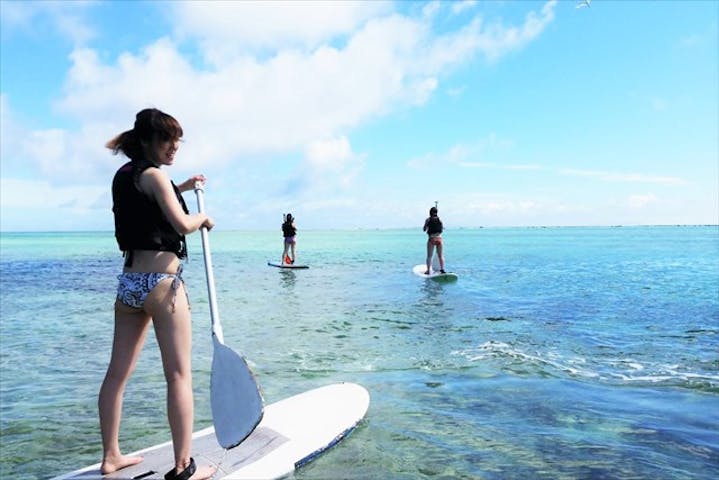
452,341 -> 599,379
609,364 -> 719,386
452,341 -> 719,391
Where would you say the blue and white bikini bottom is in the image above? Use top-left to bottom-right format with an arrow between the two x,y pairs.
116,264 -> 188,312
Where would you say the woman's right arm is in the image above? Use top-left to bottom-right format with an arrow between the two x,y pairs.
140,168 -> 213,234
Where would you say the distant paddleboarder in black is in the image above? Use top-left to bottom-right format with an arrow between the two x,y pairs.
281,213 -> 297,265
423,205 -> 445,275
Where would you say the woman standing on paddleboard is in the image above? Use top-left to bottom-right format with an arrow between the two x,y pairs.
99,108 -> 216,480
423,206 -> 446,275
281,213 -> 297,265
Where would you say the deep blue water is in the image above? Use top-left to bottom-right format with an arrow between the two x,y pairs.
1,226 -> 717,479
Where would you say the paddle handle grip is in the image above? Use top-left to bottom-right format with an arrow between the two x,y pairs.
194,182 -> 224,343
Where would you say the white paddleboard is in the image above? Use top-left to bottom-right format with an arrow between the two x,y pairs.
267,261 -> 309,269
51,382 -> 369,480
412,264 -> 458,282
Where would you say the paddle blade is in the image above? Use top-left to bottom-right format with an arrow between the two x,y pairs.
211,336 -> 264,449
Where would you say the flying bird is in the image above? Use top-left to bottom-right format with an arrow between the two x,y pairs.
576,0 -> 591,8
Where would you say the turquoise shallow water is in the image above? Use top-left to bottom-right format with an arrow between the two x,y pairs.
1,226 -> 718,479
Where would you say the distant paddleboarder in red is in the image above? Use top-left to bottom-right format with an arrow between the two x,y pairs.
281,213 -> 297,265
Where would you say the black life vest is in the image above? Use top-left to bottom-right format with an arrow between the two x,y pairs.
112,161 -> 188,264
282,221 -> 297,238
426,216 -> 443,235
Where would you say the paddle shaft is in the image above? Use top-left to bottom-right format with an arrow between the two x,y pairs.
194,183 -> 225,343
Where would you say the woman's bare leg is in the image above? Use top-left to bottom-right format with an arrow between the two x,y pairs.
146,281 -> 215,479
290,242 -> 296,263
282,242 -> 290,264
98,304 -> 150,474
425,240 -> 435,273
437,241 -> 445,271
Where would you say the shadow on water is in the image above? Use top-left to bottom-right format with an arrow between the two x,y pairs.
278,269 -> 297,289
418,276 -> 458,309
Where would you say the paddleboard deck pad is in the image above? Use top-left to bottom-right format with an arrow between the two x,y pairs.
267,261 -> 309,269
412,264 -> 458,282
52,382 -> 369,480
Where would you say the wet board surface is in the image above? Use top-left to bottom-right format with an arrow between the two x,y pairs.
267,261 -> 309,269
412,264 -> 459,282
51,382 -> 369,480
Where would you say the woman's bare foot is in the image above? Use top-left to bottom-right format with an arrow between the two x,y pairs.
100,454 -> 143,474
190,464 -> 217,480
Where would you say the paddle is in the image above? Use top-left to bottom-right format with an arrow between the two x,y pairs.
194,183 -> 264,449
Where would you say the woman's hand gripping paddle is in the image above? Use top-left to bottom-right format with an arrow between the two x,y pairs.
194,183 -> 264,449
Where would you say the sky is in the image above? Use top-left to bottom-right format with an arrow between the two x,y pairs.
1,0 -> 717,231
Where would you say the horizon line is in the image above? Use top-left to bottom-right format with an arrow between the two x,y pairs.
1,224 -> 717,235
